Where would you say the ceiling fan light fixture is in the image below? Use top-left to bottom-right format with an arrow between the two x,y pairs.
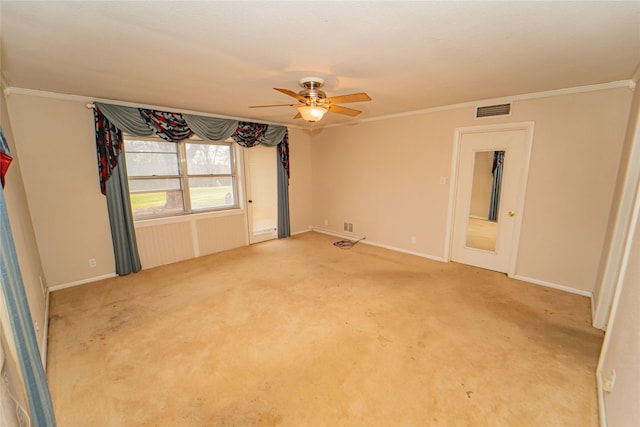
297,105 -> 328,122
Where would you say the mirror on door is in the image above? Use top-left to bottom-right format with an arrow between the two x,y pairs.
466,150 -> 505,252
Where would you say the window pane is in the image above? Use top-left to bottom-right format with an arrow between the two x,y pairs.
129,178 -> 181,193
125,139 -> 176,153
189,177 -> 235,210
186,143 -> 232,175
129,178 -> 184,218
126,152 -> 179,176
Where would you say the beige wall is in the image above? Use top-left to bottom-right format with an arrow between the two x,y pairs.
514,91 -> 630,290
1,91 -> 47,353
6,94 -> 115,287
596,80 -> 640,427
598,187 -> 640,426
593,82 -> 640,327
288,127 -> 313,235
311,87 -> 632,293
312,108 -> 466,257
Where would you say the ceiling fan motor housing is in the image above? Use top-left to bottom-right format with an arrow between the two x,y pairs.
299,77 -> 327,101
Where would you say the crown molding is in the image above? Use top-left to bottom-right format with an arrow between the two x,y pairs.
320,79 -> 635,129
2,86 -> 298,129
4,79 -> 634,130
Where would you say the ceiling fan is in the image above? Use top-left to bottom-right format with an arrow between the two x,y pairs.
249,77 -> 371,122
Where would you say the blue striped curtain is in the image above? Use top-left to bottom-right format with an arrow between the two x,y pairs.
277,132 -> 290,237
488,151 -> 505,221
0,128 -> 56,426
93,108 -> 141,275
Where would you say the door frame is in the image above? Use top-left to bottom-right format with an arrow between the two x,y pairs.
243,145 -> 278,244
444,122 -> 535,277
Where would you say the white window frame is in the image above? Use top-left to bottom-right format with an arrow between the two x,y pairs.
124,135 -> 240,220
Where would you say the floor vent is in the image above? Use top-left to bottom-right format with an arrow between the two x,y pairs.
476,103 -> 511,118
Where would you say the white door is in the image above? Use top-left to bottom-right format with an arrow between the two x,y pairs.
244,145 -> 278,244
451,125 -> 532,273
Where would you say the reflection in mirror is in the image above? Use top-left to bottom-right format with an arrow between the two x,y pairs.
466,150 -> 504,251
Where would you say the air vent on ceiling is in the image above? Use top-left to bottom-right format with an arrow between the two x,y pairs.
476,103 -> 511,118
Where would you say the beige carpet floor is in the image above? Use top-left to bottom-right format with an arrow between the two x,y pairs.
46,232 -> 603,426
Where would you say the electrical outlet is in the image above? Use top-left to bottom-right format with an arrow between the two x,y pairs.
344,222 -> 349,231
324,219 -> 329,226
411,236 -> 417,244
348,223 -> 353,232
89,258 -> 97,268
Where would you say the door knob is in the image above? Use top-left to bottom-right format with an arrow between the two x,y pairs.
508,211 -> 516,217
248,200 -> 253,203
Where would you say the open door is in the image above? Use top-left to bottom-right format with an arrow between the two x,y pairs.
244,145 -> 278,244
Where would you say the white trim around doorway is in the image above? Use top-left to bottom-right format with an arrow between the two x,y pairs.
445,121 -> 535,277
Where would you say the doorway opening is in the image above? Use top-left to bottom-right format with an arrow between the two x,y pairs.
244,145 -> 278,244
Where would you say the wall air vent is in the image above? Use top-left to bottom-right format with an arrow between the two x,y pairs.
476,103 -> 511,118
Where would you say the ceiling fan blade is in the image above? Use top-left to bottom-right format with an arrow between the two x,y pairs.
249,103 -> 299,108
328,104 -> 362,117
325,92 -> 371,104
274,88 -> 307,102
293,112 -> 302,119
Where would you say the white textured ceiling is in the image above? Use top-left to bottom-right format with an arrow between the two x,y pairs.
1,1 -> 639,127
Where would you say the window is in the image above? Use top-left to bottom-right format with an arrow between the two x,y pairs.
124,136 -> 238,219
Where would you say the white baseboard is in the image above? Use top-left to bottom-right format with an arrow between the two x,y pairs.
49,273 -> 117,292
360,239 -> 447,262
41,289 -> 50,371
511,274 -> 594,298
309,228 -> 593,300
291,228 -> 312,236
310,226 -> 358,240
310,227 -> 446,263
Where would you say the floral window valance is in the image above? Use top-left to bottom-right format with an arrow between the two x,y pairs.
94,102 -> 289,195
